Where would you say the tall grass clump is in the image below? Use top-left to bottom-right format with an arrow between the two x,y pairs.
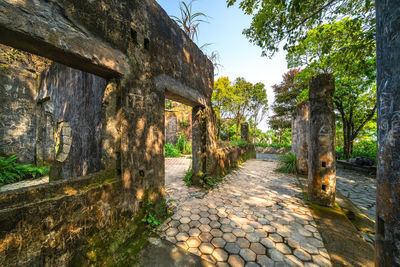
277,153 -> 297,174
165,143 -> 181,158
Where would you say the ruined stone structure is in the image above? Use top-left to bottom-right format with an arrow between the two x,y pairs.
292,101 -> 309,174
307,74 -> 336,207
165,106 -> 192,144
375,1 -> 400,265
0,0 -> 217,265
241,122 -> 249,142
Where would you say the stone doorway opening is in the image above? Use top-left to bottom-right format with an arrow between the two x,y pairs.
164,98 -> 195,203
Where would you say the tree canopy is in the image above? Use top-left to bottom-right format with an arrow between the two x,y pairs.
226,0 -> 375,57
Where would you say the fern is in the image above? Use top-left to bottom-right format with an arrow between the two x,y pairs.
0,155 -> 50,186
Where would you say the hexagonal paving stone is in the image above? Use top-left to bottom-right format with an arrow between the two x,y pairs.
199,224 -> 212,232
190,214 -> 201,221
166,228 -> 179,237
225,242 -> 240,254
269,233 -> 283,243
212,248 -> 229,262
276,243 -> 291,254
211,237 -> 227,248
220,218 -> 230,224
245,262 -> 260,267
189,220 -> 201,228
223,233 -> 237,242
169,220 -> 181,228
250,242 -> 266,255
178,224 -> 190,232
166,236 -> 177,243
191,208 -> 201,214
199,218 -> 211,225
228,255 -> 245,267
188,247 -> 202,256
210,220 -> 221,229
221,224 -> 233,233
210,229 -> 223,237
199,243 -> 215,254
180,217 -> 191,224
236,237 -> 250,248
187,237 -> 202,248
239,248 -> 256,262
176,232 -> 189,242
245,232 -> 261,243
312,255 -> 332,267
177,241 -> 189,250
285,254 -> 305,267
181,211 -> 191,217
216,262 -> 230,267
189,228 -> 201,237
202,254 -> 217,264
257,255 -> 274,267
232,228 -> 246,237
200,206 -> 209,211
209,214 -> 219,221
200,211 -> 210,218
200,232 -> 213,242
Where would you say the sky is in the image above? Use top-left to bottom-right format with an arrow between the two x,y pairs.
157,0 -> 289,131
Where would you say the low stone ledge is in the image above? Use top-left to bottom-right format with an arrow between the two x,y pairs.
0,169 -> 118,210
211,144 -> 256,176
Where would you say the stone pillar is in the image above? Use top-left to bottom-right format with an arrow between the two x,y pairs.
240,122 -> 249,142
292,102 -> 309,175
307,74 -> 336,207
192,106 -> 206,184
376,2 -> 400,265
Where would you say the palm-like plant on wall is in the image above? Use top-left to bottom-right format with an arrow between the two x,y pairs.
171,0 -> 209,42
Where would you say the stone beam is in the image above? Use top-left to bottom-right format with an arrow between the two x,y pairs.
307,74 -> 336,207
375,1 -> 400,265
155,74 -> 207,107
0,0 -> 129,78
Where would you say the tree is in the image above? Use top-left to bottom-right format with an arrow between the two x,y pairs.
269,69 -> 304,143
286,18 -> 377,158
213,77 -> 267,140
248,82 -> 268,141
227,0 -> 375,57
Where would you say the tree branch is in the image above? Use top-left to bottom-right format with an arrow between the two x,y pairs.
351,104 -> 377,140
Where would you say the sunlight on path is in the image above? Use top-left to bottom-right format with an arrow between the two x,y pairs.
158,159 -> 332,266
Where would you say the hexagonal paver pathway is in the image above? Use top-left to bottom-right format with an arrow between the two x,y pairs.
159,159 -> 332,266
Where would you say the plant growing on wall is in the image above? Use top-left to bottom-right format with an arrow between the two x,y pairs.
0,155 -> 50,186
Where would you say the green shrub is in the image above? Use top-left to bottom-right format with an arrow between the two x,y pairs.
176,134 -> 192,155
277,153 -> 297,174
184,169 -> 193,186
229,139 -> 248,147
0,155 -> 50,186
336,140 -> 377,163
165,143 -> 181,158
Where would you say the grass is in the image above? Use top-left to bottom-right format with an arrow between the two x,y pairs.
0,155 -> 50,186
276,152 -> 297,174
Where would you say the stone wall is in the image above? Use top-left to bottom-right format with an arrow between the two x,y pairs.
0,170 -> 128,266
165,109 -> 192,144
211,145 -> 256,177
0,0 -> 215,265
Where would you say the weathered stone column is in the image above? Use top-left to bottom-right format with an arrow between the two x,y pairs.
241,122 -> 249,142
307,74 -> 336,207
376,2 -> 400,265
292,102 -> 309,175
192,106 -> 206,183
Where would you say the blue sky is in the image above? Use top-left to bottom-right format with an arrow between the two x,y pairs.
157,0 -> 289,131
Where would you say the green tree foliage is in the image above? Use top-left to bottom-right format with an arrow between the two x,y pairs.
226,0 -> 375,57
286,18 -> 376,158
269,69 -> 304,143
213,77 -> 268,140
